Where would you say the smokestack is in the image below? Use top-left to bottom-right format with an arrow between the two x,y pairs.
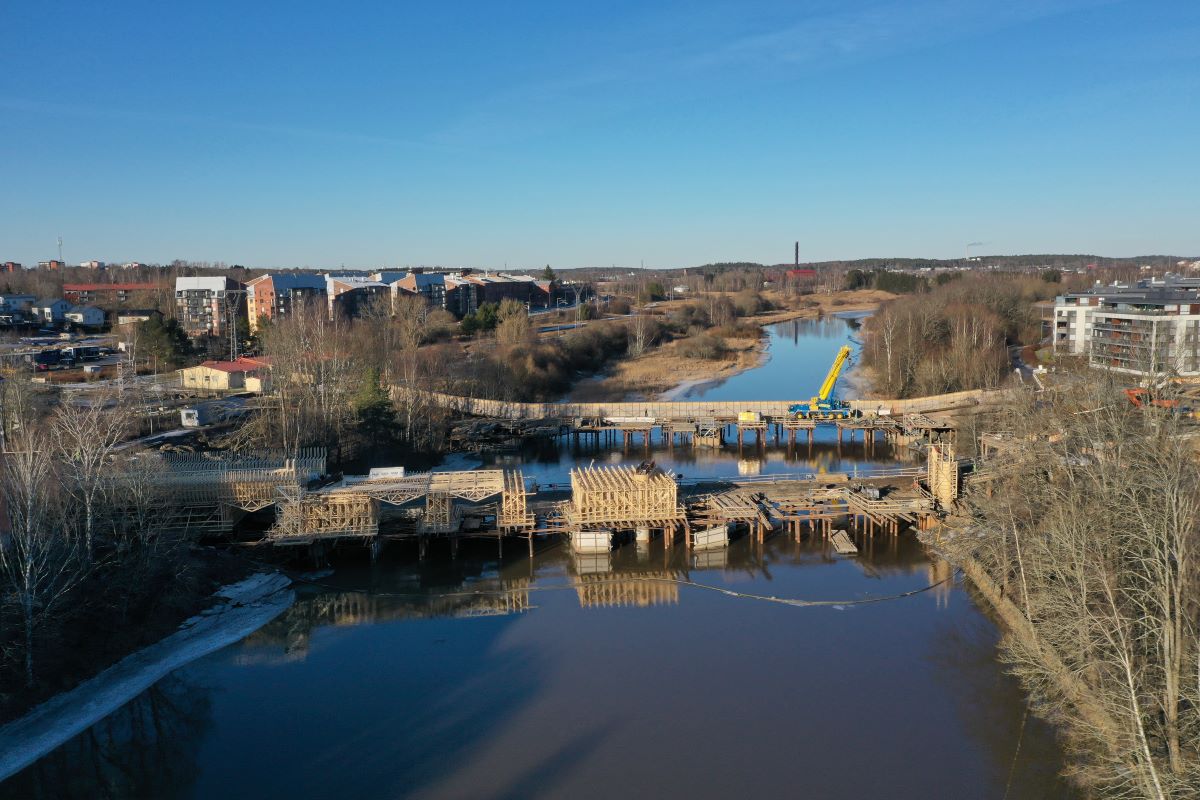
794,241 -> 799,267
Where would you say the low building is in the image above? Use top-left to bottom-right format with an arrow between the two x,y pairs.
37,260 -> 64,271
0,294 -> 37,314
78,260 -> 105,269
245,273 -> 328,332
116,308 -> 160,326
179,356 -> 272,393
65,305 -> 106,328
2,262 -> 21,272
31,298 -> 72,323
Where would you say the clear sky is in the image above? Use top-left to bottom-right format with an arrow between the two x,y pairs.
2,0 -> 1197,269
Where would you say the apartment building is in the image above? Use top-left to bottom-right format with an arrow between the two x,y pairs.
245,273 -> 327,332
63,282 -> 161,305
1052,285 -> 1200,376
326,275 -> 388,319
174,276 -> 243,338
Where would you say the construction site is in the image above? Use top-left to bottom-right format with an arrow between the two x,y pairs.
114,426 -> 965,561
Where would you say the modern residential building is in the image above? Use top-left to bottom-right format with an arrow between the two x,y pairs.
63,282 -> 161,305
37,260 -> 64,271
78,260 -> 105,269
392,272 -> 447,309
245,273 -> 327,332
174,276 -> 243,339
1052,284 -> 1200,377
2,262 -> 22,272
326,275 -> 387,319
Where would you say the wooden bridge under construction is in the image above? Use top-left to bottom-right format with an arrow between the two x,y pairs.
128,440 -> 965,558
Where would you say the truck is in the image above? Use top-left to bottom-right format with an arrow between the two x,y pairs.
61,345 -> 102,362
30,349 -> 75,371
788,345 -> 855,420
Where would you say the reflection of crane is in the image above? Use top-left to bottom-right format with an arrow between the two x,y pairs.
789,345 -> 854,420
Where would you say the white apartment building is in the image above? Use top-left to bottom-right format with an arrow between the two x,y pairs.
1052,288 -> 1200,377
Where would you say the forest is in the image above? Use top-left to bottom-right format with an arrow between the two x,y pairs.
860,273 -> 1057,398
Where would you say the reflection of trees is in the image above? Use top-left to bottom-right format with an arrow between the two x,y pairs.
927,596 -> 1078,799
6,674 -> 212,799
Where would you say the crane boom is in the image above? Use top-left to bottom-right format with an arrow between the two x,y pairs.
817,345 -> 852,401
787,345 -> 856,420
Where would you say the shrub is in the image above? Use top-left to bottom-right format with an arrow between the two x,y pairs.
676,333 -> 727,360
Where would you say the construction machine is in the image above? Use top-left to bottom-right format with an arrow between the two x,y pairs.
789,345 -> 855,420
1124,388 -> 1199,419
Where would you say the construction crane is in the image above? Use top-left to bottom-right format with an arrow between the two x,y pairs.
789,345 -> 854,420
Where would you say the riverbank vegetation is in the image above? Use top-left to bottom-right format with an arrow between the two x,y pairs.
939,380 -> 1199,798
860,274 -> 1057,398
0,377 -> 251,720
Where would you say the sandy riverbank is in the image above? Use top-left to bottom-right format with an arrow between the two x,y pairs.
569,289 -> 891,402
568,333 -> 766,402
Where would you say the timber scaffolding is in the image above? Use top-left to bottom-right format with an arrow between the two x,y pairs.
266,468 -> 536,555
114,448 -> 328,535
114,442 -> 968,553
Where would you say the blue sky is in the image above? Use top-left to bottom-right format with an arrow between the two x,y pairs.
2,0 -> 1197,269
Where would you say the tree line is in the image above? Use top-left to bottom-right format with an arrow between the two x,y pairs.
860,274 -> 1057,398
944,379 -> 1199,798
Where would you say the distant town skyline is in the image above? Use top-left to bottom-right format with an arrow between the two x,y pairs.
3,0 -> 1197,268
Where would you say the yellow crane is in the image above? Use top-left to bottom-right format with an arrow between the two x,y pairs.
789,345 -> 854,419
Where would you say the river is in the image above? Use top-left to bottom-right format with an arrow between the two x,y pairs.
5,315 -> 1077,799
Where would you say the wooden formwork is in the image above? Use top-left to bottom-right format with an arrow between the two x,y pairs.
926,443 -> 960,507
565,465 -> 684,530
269,488 -> 380,543
499,470 -> 535,531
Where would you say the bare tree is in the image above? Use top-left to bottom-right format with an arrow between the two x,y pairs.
943,381 -> 1200,797
0,425 -> 83,687
53,391 -> 131,559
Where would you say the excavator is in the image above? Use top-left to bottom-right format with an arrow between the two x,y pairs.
789,344 -> 855,420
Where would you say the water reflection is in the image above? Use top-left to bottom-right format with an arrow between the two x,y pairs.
6,675 -> 211,800
475,315 -> 911,485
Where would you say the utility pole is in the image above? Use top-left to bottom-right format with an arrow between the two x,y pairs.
222,289 -> 247,362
